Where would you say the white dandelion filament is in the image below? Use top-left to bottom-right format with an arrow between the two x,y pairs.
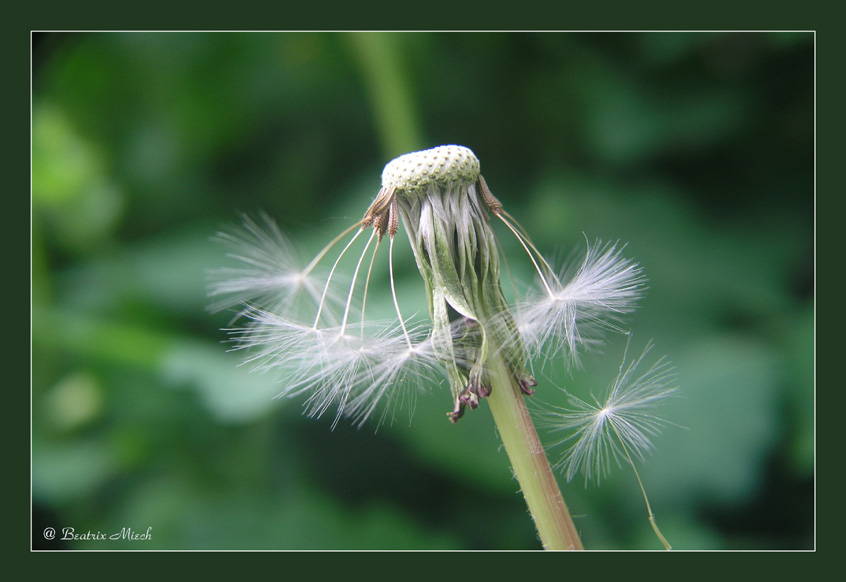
389,234 -> 413,349
312,226 -> 365,329
608,418 -> 673,550
495,212 -> 556,297
340,228 -> 377,332
359,234 -> 382,339
303,221 -> 363,276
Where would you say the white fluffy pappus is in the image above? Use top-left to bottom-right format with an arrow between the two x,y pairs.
224,299 -> 445,428
207,212 -> 339,319
211,211 -> 447,428
538,340 -> 677,485
514,239 -> 646,366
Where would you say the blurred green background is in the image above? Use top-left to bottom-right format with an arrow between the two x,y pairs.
31,31 -> 813,550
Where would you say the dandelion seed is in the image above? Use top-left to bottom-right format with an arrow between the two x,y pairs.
542,341 -> 676,482
515,239 -> 646,366
210,145 -> 647,428
541,340 -> 677,549
207,212 -> 341,319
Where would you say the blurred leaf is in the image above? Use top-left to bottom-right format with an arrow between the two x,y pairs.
162,340 -> 285,424
647,334 -> 782,507
32,102 -> 125,252
784,306 -> 814,474
33,438 -> 120,504
42,370 -> 105,433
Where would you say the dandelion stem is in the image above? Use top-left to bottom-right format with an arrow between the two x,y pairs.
609,422 -> 672,550
485,354 -> 583,550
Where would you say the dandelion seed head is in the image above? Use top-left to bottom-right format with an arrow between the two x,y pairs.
382,145 -> 480,193
210,146 -> 663,432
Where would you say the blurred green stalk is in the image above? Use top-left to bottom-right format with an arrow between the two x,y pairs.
345,32 -> 425,157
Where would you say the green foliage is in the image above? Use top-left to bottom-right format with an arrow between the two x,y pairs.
32,32 -> 813,550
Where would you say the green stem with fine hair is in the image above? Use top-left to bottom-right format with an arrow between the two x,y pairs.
486,354 -> 584,550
